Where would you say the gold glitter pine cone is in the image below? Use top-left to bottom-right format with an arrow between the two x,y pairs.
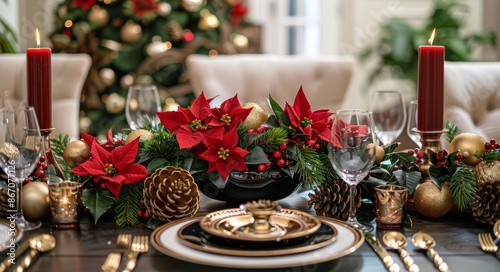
474,161 -> 500,185
307,180 -> 362,221
143,167 -> 200,223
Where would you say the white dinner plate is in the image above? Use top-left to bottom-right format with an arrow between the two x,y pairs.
151,215 -> 364,269
0,218 -> 23,252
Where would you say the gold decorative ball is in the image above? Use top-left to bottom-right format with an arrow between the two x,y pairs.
474,161 -> 500,185
125,129 -> 154,144
99,68 -> 116,86
88,6 -> 109,26
63,140 -> 91,168
22,182 -> 50,220
105,93 -> 126,114
181,0 -> 204,12
121,21 -> 142,44
241,102 -> 269,130
157,2 -> 172,16
374,145 -> 385,164
413,182 -> 453,218
449,133 -> 485,166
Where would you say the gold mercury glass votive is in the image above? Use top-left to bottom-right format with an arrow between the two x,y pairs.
374,185 -> 408,229
49,181 -> 82,229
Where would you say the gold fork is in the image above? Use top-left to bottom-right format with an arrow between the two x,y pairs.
101,234 -> 132,272
478,232 -> 498,253
122,236 -> 149,272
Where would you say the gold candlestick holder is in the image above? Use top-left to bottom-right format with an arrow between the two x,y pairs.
40,128 -> 65,181
412,128 -> 448,182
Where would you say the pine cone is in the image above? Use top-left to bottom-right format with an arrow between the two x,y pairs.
307,180 -> 362,221
470,181 -> 500,225
143,167 -> 200,223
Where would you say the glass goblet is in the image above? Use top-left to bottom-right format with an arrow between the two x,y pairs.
370,90 -> 406,146
328,109 -> 377,233
0,106 -> 43,230
125,85 -> 161,130
406,100 -> 422,148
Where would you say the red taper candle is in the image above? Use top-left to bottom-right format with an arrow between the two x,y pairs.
27,29 -> 52,129
417,29 -> 444,131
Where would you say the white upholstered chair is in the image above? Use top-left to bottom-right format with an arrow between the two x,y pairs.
0,53 -> 91,139
186,54 -> 354,112
444,61 -> 500,141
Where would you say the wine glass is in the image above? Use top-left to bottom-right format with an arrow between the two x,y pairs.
0,106 -> 43,230
370,90 -> 406,146
406,100 -> 422,148
125,85 -> 161,129
327,109 -> 377,233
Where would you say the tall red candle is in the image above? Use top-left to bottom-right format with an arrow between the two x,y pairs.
27,29 -> 52,129
417,29 -> 444,131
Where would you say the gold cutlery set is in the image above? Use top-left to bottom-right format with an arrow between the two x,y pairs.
0,233 -> 56,272
477,220 -> 500,253
101,234 -> 149,272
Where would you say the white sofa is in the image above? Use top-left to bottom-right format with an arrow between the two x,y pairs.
444,61 -> 500,141
0,53 -> 91,139
186,54 -> 354,112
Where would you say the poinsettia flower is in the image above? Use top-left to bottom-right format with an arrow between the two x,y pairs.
70,138 -> 149,198
207,94 -> 252,131
199,128 -> 249,180
130,0 -> 158,19
284,86 -> 333,142
157,93 -> 224,149
330,119 -> 369,148
81,129 -> 120,152
72,0 -> 96,10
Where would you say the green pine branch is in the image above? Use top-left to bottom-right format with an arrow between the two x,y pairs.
115,182 -> 144,227
139,130 -> 181,163
249,127 -> 288,153
448,167 -> 477,212
292,145 -> 327,188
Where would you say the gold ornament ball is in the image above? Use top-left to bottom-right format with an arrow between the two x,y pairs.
241,102 -> 269,130
105,93 -> 126,114
157,2 -> 172,16
126,129 -> 154,144
370,144 -> 385,164
226,0 -> 242,6
474,161 -> 500,185
63,140 -> 91,168
88,6 -> 109,26
22,182 -> 50,220
413,182 -> 453,218
449,132 -> 485,166
121,21 -> 142,43
99,68 -> 116,87
181,0 -> 204,12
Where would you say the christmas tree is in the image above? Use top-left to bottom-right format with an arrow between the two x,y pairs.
50,0 -> 256,138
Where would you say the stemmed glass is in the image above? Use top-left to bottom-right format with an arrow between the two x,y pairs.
406,100 -> 422,148
125,85 -> 161,129
0,106 -> 43,230
328,109 -> 377,233
370,90 -> 406,146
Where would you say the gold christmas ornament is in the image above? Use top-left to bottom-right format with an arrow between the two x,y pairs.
99,68 -> 116,86
125,129 -> 154,144
369,144 -> 385,164
22,182 -> 50,220
474,161 -> 500,185
146,36 -> 168,56
143,167 -> 200,222
448,133 -> 485,166
157,2 -> 172,16
88,5 -> 109,26
105,93 -> 126,114
230,33 -> 249,48
198,9 -> 219,30
181,0 -> 204,12
413,182 -> 453,218
63,140 -> 91,168
120,73 -> 135,89
241,102 -> 269,130
121,21 -> 142,43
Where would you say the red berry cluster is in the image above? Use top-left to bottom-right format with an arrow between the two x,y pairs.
247,125 -> 268,134
257,144 -> 291,172
137,199 -> 150,220
25,156 -> 49,184
485,138 -> 500,152
408,148 -> 426,164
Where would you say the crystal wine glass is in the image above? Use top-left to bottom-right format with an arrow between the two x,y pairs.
125,85 -> 161,129
370,90 -> 406,146
328,109 -> 377,233
0,106 -> 43,230
406,100 -> 422,148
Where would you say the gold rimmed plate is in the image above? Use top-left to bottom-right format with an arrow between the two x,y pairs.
199,208 -> 321,242
0,218 -> 23,252
177,218 -> 337,256
151,216 -> 364,269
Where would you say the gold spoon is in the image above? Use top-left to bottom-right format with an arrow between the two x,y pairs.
412,232 -> 449,272
382,231 -> 419,272
14,233 -> 56,272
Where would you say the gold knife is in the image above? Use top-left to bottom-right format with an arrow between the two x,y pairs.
366,233 -> 401,272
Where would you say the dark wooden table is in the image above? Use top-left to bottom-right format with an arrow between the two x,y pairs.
3,190 -> 500,272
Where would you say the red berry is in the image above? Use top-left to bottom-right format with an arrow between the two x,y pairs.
99,183 -> 107,189
494,144 -> 500,149
42,163 -> 48,170
137,210 -> 144,217
247,129 -> 255,134
485,142 -> 492,150
456,153 -> 463,161
416,151 -> 425,159
407,150 -> 414,155
277,158 -> 285,167
279,143 -> 287,150
42,177 -> 49,182
37,162 -> 42,167
24,177 -> 31,183
257,164 -> 266,172
93,177 -> 100,183
139,199 -> 144,206
35,169 -> 45,178
273,150 -> 282,159
490,138 -> 496,145
306,140 -> 316,147
314,144 -> 320,150
39,156 -> 46,162
453,160 -> 459,165
143,211 -> 150,219
256,126 -> 266,133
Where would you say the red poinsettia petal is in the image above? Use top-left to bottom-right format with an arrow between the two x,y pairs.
157,111 -> 187,133
70,158 -> 105,177
284,103 -> 301,128
101,176 -> 123,198
220,94 -> 241,112
293,86 -> 313,118
176,126 -> 204,149
119,164 -> 150,185
215,155 -> 248,181
81,132 -> 96,147
200,148 -> 219,163
91,141 -> 111,166
230,107 -> 253,124
190,93 -> 211,120
111,138 -> 140,171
